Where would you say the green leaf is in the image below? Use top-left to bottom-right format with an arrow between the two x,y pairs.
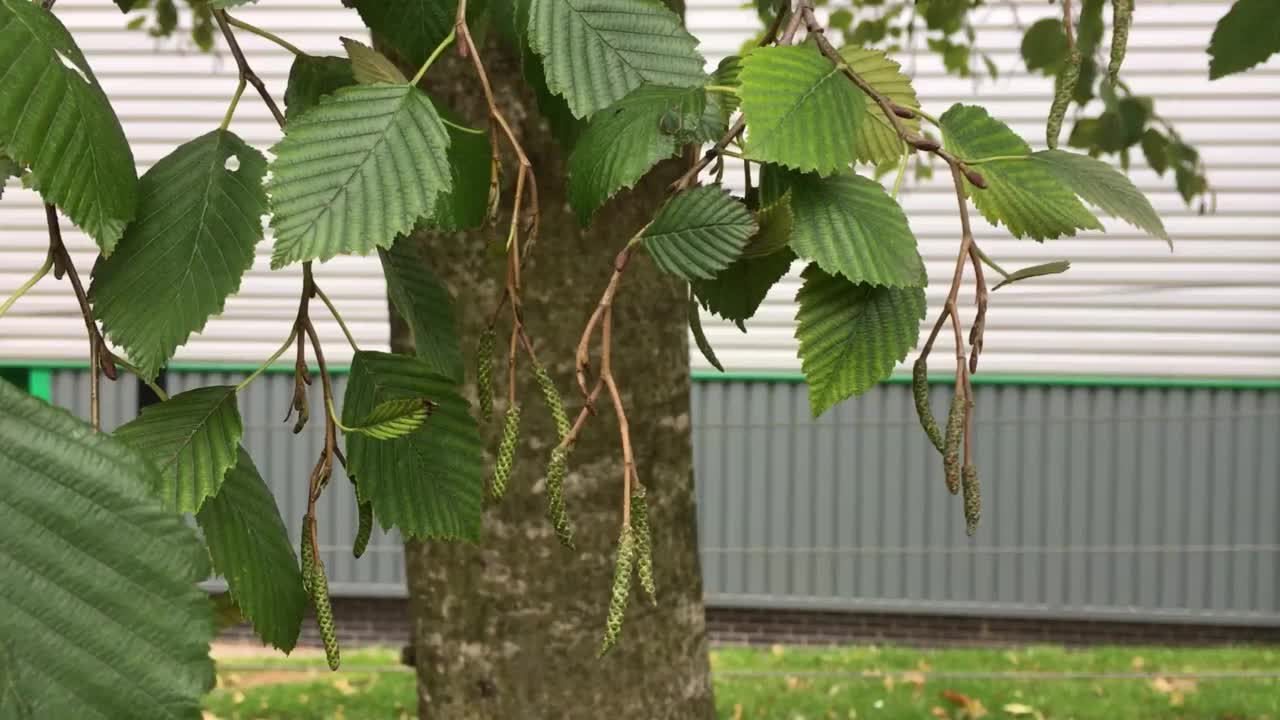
114,385 -> 243,513
344,397 -> 433,440
940,104 -> 1102,240
348,0 -> 454,67
794,264 -> 926,417
1032,149 -> 1170,246
527,0 -> 706,118
839,47 -> 921,165
739,45 -> 864,175
91,130 -> 268,381
1208,0 -> 1280,79
1020,18 -> 1068,75
343,351 -> 483,541
283,54 -> 355,121
342,36 -> 407,85
267,84 -> 452,268
379,238 -> 464,382
693,247 -> 794,330
689,291 -> 724,372
992,259 -> 1072,291
425,101 -> 492,232
785,171 -> 926,288
210,0 -> 256,7
742,195 -> 793,258
0,152 -> 17,200
1141,128 -> 1169,175
0,381 -> 214,718
641,186 -> 757,281
567,85 -> 704,225
197,447 -> 306,652
0,0 -> 137,252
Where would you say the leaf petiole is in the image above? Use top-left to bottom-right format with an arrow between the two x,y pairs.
223,13 -> 305,57
411,28 -> 456,85
219,76 -> 247,131
235,327 -> 299,393
962,153 -> 1031,166
314,285 -> 359,352
0,253 -> 53,321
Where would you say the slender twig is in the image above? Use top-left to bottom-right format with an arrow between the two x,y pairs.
1062,0 -> 1076,54
0,253 -> 52,320
214,11 -> 285,127
224,13 -> 305,57
116,358 -> 170,401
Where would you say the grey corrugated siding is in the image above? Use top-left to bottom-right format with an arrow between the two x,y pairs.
49,370 -> 1280,624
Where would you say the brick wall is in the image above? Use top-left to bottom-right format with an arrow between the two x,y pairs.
218,598 -> 1280,650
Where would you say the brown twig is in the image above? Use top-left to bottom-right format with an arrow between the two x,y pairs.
214,10 -> 286,127
1062,0 -> 1076,54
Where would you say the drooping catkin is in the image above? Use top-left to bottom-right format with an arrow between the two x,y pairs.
962,464 -> 981,536
631,485 -> 656,604
1109,0 -> 1133,83
1047,48 -> 1081,149
476,327 -> 496,424
599,524 -> 636,657
943,393 -> 966,495
310,559 -> 341,671
352,501 -> 372,558
300,515 -> 315,593
491,404 -> 521,501
545,446 -> 575,549
534,362 -> 571,441
911,357 -> 945,453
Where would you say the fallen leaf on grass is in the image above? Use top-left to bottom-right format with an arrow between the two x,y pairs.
332,678 -> 357,696
930,707 -> 949,718
942,689 -> 988,718
731,702 -> 744,720
231,691 -> 245,705
1001,702 -> 1045,719
1131,656 -> 1146,670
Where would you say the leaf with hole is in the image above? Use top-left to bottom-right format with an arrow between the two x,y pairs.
526,0 -> 706,118
795,264 -> 926,417
343,351 -> 484,541
641,186 -> 757,281
197,447 -> 307,652
91,130 -> 268,381
114,385 -> 243,513
0,381 -> 215,718
0,0 -> 137,252
267,84 -> 452,268
941,104 -> 1102,240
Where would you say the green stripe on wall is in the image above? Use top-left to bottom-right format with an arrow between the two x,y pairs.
1,360 -> 1276,391
27,368 -> 51,402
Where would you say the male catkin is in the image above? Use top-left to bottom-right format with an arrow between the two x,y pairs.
1047,48 -> 1080,149
943,392 -> 966,495
962,464 -> 981,536
491,404 -> 521,500
534,362 -> 571,441
1109,0 -> 1133,83
631,485 -> 656,604
300,514 -> 315,593
476,326 -> 496,423
352,501 -> 372,558
911,357 -> 945,453
599,524 -> 636,656
546,446 -> 575,548
310,559 -> 341,671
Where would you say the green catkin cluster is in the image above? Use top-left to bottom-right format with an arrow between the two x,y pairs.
476,327 -> 496,424
962,464 -> 981,536
545,446 -> 575,548
631,486 -> 656,604
310,559 -> 341,671
352,501 -> 372,558
1109,0 -> 1133,83
911,357 -> 945,453
534,362 -> 571,441
1047,48 -> 1081,149
491,404 -> 521,501
599,524 -> 636,657
300,515 -> 315,592
943,393 -> 966,495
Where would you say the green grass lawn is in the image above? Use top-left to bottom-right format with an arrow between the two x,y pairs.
205,644 -> 1280,719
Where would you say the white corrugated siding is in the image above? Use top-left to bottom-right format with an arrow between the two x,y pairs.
1,0 -> 1276,378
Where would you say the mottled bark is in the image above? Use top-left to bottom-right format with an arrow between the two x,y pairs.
391,39 -> 715,720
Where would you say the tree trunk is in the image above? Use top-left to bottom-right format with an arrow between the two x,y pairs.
391,35 -> 715,720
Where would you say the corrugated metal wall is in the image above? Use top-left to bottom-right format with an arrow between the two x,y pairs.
47,370 -> 1280,625
2,0 -> 1278,379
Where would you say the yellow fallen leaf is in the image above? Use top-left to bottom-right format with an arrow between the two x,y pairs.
231,691 -> 245,705
1131,656 -> 1146,670
882,676 -> 895,692
930,707 -> 949,719
1002,703 -> 1044,719
771,644 -> 786,657
332,678 -> 357,696
732,703 -> 744,720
